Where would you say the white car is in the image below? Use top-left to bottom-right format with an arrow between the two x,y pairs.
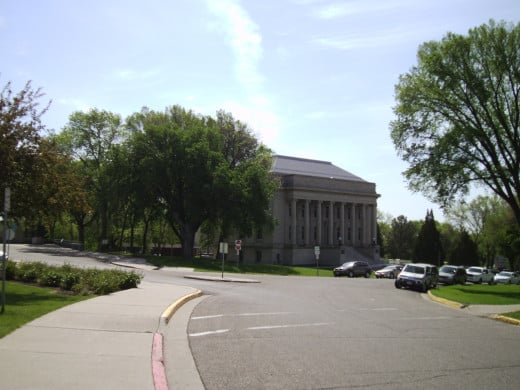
465,266 -> 495,284
494,271 -> 520,285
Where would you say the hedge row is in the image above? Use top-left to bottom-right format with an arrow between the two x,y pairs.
4,261 -> 142,295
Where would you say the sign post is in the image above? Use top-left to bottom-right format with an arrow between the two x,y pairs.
314,246 -> 320,276
235,239 -> 242,266
219,242 -> 228,279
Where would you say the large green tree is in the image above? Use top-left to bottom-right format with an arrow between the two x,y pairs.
390,20 -> 520,225
386,215 -> 418,260
0,81 -> 49,217
128,106 -> 277,259
129,106 -> 225,258
58,109 -> 125,249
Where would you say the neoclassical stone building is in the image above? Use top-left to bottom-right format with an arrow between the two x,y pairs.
241,155 -> 380,266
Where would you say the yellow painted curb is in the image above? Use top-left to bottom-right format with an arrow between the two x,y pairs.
161,290 -> 203,324
427,291 -> 466,309
492,315 -> 520,326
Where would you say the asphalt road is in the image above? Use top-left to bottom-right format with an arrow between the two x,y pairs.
182,276 -> 520,389
7,244 -> 520,389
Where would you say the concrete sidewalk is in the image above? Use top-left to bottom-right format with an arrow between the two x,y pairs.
0,281 -> 202,390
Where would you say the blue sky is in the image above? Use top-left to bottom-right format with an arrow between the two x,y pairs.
1,0 -> 518,222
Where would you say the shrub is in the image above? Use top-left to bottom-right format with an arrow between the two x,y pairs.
16,262 -> 47,283
38,268 -> 62,287
5,260 -> 17,280
6,261 -> 141,295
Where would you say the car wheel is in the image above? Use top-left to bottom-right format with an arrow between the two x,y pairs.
364,271 -> 371,278
348,271 -> 354,277
389,272 -> 395,279
395,280 -> 401,289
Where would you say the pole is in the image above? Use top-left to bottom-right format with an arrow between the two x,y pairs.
221,252 -> 225,279
1,187 -> 10,314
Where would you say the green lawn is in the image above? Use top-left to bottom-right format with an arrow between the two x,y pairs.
0,281 -> 93,339
431,284 -> 520,319
431,284 -> 520,305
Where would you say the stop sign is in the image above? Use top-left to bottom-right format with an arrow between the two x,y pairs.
235,240 -> 242,251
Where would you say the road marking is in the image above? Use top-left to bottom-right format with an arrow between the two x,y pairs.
189,329 -> 229,337
248,322 -> 331,331
192,314 -> 224,320
192,312 -> 294,320
396,316 -> 453,321
238,311 -> 294,317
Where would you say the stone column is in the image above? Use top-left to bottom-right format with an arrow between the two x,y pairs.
351,203 -> 356,246
371,204 -> 377,244
317,201 -> 322,245
328,201 -> 334,246
340,202 -> 345,246
361,203 -> 367,246
291,198 -> 297,246
305,200 -> 310,246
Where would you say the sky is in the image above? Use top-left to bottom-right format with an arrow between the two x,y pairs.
1,0 -> 519,222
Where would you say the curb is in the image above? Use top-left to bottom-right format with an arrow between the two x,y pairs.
183,275 -> 261,283
491,314 -> 520,326
160,290 -> 204,324
152,289 -> 204,390
427,291 -> 466,309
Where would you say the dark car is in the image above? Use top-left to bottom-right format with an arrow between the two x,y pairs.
333,261 -> 371,278
438,265 -> 466,285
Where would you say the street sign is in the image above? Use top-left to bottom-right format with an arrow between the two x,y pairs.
235,239 -> 242,251
314,246 -> 320,255
219,242 -> 229,254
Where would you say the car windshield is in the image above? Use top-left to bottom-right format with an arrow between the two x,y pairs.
440,266 -> 456,274
467,267 -> 482,273
403,265 -> 425,274
342,262 -> 355,267
381,266 -> 394,271
498,272 -> 512,276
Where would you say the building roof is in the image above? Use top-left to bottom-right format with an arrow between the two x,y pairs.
272,155 -> 366,182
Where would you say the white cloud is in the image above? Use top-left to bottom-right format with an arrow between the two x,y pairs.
311,0 -> 415,20
204,0 -> 280,145
205,0 -> 263,90
312,27 -> 419,50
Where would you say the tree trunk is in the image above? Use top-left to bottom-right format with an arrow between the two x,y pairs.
180,223 -> 197,258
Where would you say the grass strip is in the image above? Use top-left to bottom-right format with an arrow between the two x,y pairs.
0,281 -> 93,339
430,284 -> 520,305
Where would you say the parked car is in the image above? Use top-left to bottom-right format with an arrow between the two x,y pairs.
493,271 -> 520,285
375,265 -> 402,279
465,266 -> 495,284
333,261 -> 371,278
395,263 -> 438,292
438,265 -> 466,285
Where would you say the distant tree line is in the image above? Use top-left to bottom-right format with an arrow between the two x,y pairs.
377,196 -> 520,270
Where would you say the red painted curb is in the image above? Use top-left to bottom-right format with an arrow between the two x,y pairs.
152,333 -> 168,390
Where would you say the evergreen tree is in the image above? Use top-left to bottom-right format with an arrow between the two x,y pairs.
414,210 -> 443,265
449,230 -> 479,266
